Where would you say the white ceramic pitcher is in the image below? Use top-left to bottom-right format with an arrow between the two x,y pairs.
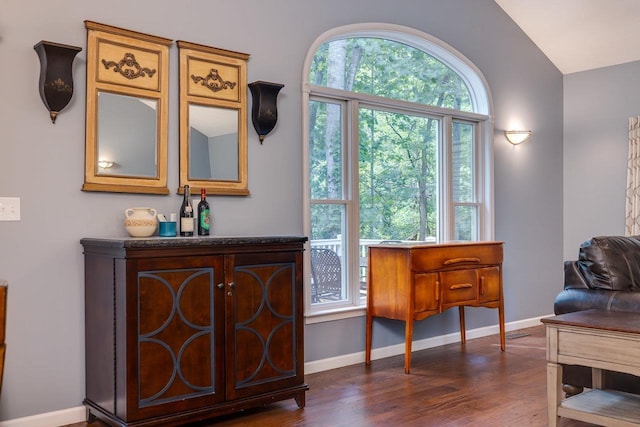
124,207 -> 158,237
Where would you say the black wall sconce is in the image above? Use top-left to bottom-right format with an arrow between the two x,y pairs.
248,81 -> 284,143
34,41 -> 82,123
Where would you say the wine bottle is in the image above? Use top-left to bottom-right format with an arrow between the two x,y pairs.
179,185 -> 194,237
197,188 -> 211,236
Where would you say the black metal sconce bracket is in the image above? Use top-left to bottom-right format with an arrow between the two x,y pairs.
34,40 -> 82,123
248,80 -> 284,144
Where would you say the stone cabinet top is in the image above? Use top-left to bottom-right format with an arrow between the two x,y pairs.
80,236 -> 307,248
81,235 -> 308,250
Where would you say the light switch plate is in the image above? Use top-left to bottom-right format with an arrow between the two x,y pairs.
0,197 -> 21,221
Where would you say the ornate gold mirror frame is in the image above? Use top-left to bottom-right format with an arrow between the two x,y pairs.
178,41 -> 250,195
83,21 -> 172,194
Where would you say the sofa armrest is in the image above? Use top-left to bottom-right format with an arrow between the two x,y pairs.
554,288 -> 640,314
554,288 -> 615,314
564,260 -> 589,290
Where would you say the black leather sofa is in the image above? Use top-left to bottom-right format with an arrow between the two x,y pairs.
554,235 -> 640,395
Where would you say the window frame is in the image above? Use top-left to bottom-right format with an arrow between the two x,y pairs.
302,24 -> 495,322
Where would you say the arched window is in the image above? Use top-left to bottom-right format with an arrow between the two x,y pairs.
303,24 -> 494,317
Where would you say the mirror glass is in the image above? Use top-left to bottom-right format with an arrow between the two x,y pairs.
189,104 -> 238,181
97,92 -> 158,177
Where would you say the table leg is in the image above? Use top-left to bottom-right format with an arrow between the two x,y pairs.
498,301 -> 505,351
592,367 -> 603,389
458,306 -> 466,344
547,361 -> 562,427
404,318 -> 414,374
365,312 -> 373,366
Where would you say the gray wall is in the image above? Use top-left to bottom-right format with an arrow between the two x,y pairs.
0,0 -> 563,420
210,133 -> 239,181
98,94 -> 157,177
190,130 -> 239,180
563,61 -> 640,260
190,127 -> 210,179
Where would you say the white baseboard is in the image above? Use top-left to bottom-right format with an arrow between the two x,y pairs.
0,315 -> 550,426
0,406 -> 86,427
304,314 -> 550,374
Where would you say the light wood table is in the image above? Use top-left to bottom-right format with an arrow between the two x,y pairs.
542,310 -> 640,426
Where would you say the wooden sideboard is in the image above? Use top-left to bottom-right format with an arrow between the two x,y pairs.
365,241 -> 505,373
82,236 -> 307,426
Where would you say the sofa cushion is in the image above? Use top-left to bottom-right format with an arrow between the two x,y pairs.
577,236 -> 640,291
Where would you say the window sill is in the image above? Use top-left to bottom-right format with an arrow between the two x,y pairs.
305,305 -> 366,324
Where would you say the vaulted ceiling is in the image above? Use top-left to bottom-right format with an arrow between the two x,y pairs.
494,0 -> 640,74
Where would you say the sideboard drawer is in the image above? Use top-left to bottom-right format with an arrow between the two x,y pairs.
440,269 -> 477,305
410,244 -> 502,272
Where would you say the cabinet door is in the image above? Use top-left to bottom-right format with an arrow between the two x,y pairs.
414,273 -> 439,313
127,255 -> 225,420
477,266 -> 501,303
225,251 -> 303,401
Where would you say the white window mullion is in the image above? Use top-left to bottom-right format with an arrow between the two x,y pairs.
347,100 -> 361,304
479,119 -> 494,241
472,121 -> 482,241
441,115 -> 453,241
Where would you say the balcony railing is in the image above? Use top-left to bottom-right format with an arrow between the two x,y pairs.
309,238 -> 436,303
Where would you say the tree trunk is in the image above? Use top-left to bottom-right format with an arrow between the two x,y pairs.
324,41 -> 361,199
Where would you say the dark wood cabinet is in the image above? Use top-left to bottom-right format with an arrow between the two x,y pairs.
82,236 -> 307,426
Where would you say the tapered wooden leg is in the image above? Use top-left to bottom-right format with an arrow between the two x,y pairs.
404,319 -> 414,374
365,311 -> 373,365
458,306 -> 466,344
498,301 -> 506,351
294,391 -> 306,408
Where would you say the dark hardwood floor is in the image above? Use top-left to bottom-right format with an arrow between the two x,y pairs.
66,325 -> 595,426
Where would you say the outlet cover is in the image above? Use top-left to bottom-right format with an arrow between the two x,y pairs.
0,197 -> 21,221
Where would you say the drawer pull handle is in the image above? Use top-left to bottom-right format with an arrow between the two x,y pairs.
449,283 -> 473,290
435,280 -> 440,301
480,276 -> 485,295
217,283 -> 225,289
443,257 -> 480,265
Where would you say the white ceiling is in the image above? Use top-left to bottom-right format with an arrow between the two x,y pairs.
494,0 -> 640,74
190,105 -> 237,137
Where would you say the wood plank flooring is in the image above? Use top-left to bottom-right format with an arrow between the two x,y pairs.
66,325 -> 597,426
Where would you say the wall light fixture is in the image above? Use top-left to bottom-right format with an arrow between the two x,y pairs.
34,40 -> 82,123
248,81 -> 284,144
504,130 -> 532,145
98,160 -> 114,169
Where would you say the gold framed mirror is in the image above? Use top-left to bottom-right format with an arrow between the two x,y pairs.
83,21 -> 172,194
177,41 -> 250,196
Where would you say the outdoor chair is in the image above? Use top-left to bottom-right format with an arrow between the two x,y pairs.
310,248 -> 343,303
